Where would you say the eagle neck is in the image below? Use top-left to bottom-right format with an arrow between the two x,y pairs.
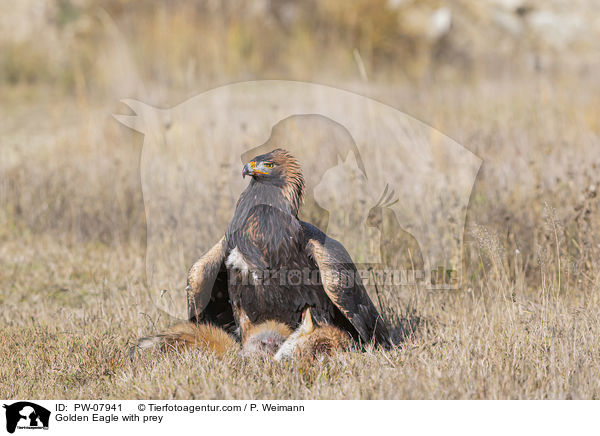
244,179 -> 300,217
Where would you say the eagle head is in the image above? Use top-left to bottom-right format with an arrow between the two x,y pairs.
242,148 -> 305,212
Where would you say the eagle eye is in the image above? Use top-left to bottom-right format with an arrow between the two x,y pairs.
264,162 -> 274,168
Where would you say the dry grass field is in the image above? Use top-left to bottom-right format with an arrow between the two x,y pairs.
1,1 -> 600,400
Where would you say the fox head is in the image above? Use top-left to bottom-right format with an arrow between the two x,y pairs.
242,321 -> 292,356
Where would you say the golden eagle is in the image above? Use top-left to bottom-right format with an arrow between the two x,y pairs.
187,148 -> 390,346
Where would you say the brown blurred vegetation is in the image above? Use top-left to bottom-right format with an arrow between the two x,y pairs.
2,0 -> 599,96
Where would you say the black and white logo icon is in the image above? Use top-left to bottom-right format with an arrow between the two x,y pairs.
3,402 -> 50,434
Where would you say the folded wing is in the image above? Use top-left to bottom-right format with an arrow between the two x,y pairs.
186,236 -> 235,330
302,221 -> 391,347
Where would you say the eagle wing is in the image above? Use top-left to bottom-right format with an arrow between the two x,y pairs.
186,236 -> 235,330
302,221 -> 391,347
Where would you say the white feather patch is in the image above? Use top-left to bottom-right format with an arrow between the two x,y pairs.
225,247 -> 250,275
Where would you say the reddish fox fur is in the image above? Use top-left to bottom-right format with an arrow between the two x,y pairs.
132,309 -> 350,360
242,321 -> 292,356
133,320 -> 292,358
134,322 -> 237,356
274,308 -> 352,361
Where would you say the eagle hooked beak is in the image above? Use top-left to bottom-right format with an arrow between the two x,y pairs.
242,162 -> 255,178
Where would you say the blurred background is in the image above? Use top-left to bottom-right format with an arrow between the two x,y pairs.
1,0 -> 599,317
2,0 -> 600,98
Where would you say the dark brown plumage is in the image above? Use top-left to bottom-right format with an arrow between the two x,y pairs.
188,148 -> 391,347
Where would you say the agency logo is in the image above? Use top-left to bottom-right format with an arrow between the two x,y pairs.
2,402 -> 50,433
